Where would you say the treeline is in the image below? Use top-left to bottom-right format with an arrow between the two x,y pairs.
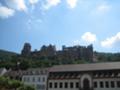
0,55 -> 89,70
0,50 -> 17,61
94,52 -> 120,62
0,50 -> 120,70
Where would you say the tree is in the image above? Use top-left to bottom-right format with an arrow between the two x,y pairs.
18,85 -> 35,90
19,60 -> 30,70
8,79 -> 23,90
0,76 -> 35,90
0,76 -> 9,89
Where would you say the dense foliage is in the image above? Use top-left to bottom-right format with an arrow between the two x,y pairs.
0,50 -> 17,61
0,76 -> 35,90
94,52 -> 120,62
0,50 -> 120,69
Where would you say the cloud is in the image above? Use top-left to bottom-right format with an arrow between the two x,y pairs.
73,40 -> 80,45
29,0 -> 39,5
43,0 -> 61,10
97,4 -> 110,13
0,6 -> 15,19
93,3 -> 111,15
101,32 -> 120,48
81,32 -> 97,43
5,0 -> 27,11
66,0 -> 78,9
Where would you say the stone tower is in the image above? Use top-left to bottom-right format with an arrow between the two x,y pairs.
21,43 -> 31,56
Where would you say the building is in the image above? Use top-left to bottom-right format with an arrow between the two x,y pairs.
0,68 -> 7,76
4,70 -> 26,80
47,62 -> 120,90
21,43 -> 93,62
4,68 -> 49,90
57,44 -> 93,61
22,68 -> 49,90
21,43 -> 31,56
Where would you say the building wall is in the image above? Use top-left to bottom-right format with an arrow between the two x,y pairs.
22,75 -> 47,90
48,78 -> 120,90
48,79 -> 79,90
93,78 -> 120,90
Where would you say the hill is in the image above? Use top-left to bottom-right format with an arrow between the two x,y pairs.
94,52 -> 120,62
0,49 -> 17,61
0,48 -> 120,69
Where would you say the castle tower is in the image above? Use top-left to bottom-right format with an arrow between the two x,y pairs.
21,43 -> 31,56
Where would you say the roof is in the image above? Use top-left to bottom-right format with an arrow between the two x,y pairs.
4,70 -> 26,77
0,68 -> 7,75
0,68 -> 5,73
24,68 -> 49,75
4,68 -> 49,76
49,62 -> 120,72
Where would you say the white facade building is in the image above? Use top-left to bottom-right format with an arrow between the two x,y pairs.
47,62 -> 120,90
22,68 -> 49,90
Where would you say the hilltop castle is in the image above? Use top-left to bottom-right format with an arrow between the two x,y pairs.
21,43 -> 93,62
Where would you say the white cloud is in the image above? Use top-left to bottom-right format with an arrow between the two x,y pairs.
73,40 -> 80,45
66,0 -> 78,9
81,32 -> 97,43
93,3 -> 111,15
43,0 -> 61,10
6,0 -> 27,11
0,6 -> 15,19
97,4 -> 110,13
29,0 -> 39,5
101,32 -> 120,48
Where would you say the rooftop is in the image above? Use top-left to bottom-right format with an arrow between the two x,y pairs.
49,62 -> 120,72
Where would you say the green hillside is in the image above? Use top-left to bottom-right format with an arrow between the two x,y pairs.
94,52 -> 120,62
0,49 -> 120,70
0,49 -> 17,61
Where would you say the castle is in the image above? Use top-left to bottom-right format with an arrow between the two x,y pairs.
21,43 -> 93,62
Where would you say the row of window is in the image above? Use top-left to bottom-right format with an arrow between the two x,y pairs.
94,81 -> 120,88
49,81 -> 120,89
49,82 -> 79,88
23,76 -> 46,82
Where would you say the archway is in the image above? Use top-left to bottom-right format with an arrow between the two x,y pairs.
83,78 -> 90,90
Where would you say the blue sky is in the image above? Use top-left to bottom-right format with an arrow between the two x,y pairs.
0,0 -> 120,53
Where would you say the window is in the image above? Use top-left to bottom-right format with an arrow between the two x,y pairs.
94,81 -> 97,88
23,77 -> 30,82
117,81 -> 120,88
43,77 -> 45,82
38,77 -> 41,82
100,81 -> 104,88
49,82 -> 52,88
105,81 -> 109,88
32,77 -> 35,82
59,82 -> 63,88
70,82 -> 73,88
64,82 -> 68,88
54,82 -> 57,88
76,82 -> 79,88
111,81 -> 115,88
23,77 -> 26,82
27,77 -> 30,82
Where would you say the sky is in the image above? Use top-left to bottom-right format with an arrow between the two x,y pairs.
0,0 -> 120,53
